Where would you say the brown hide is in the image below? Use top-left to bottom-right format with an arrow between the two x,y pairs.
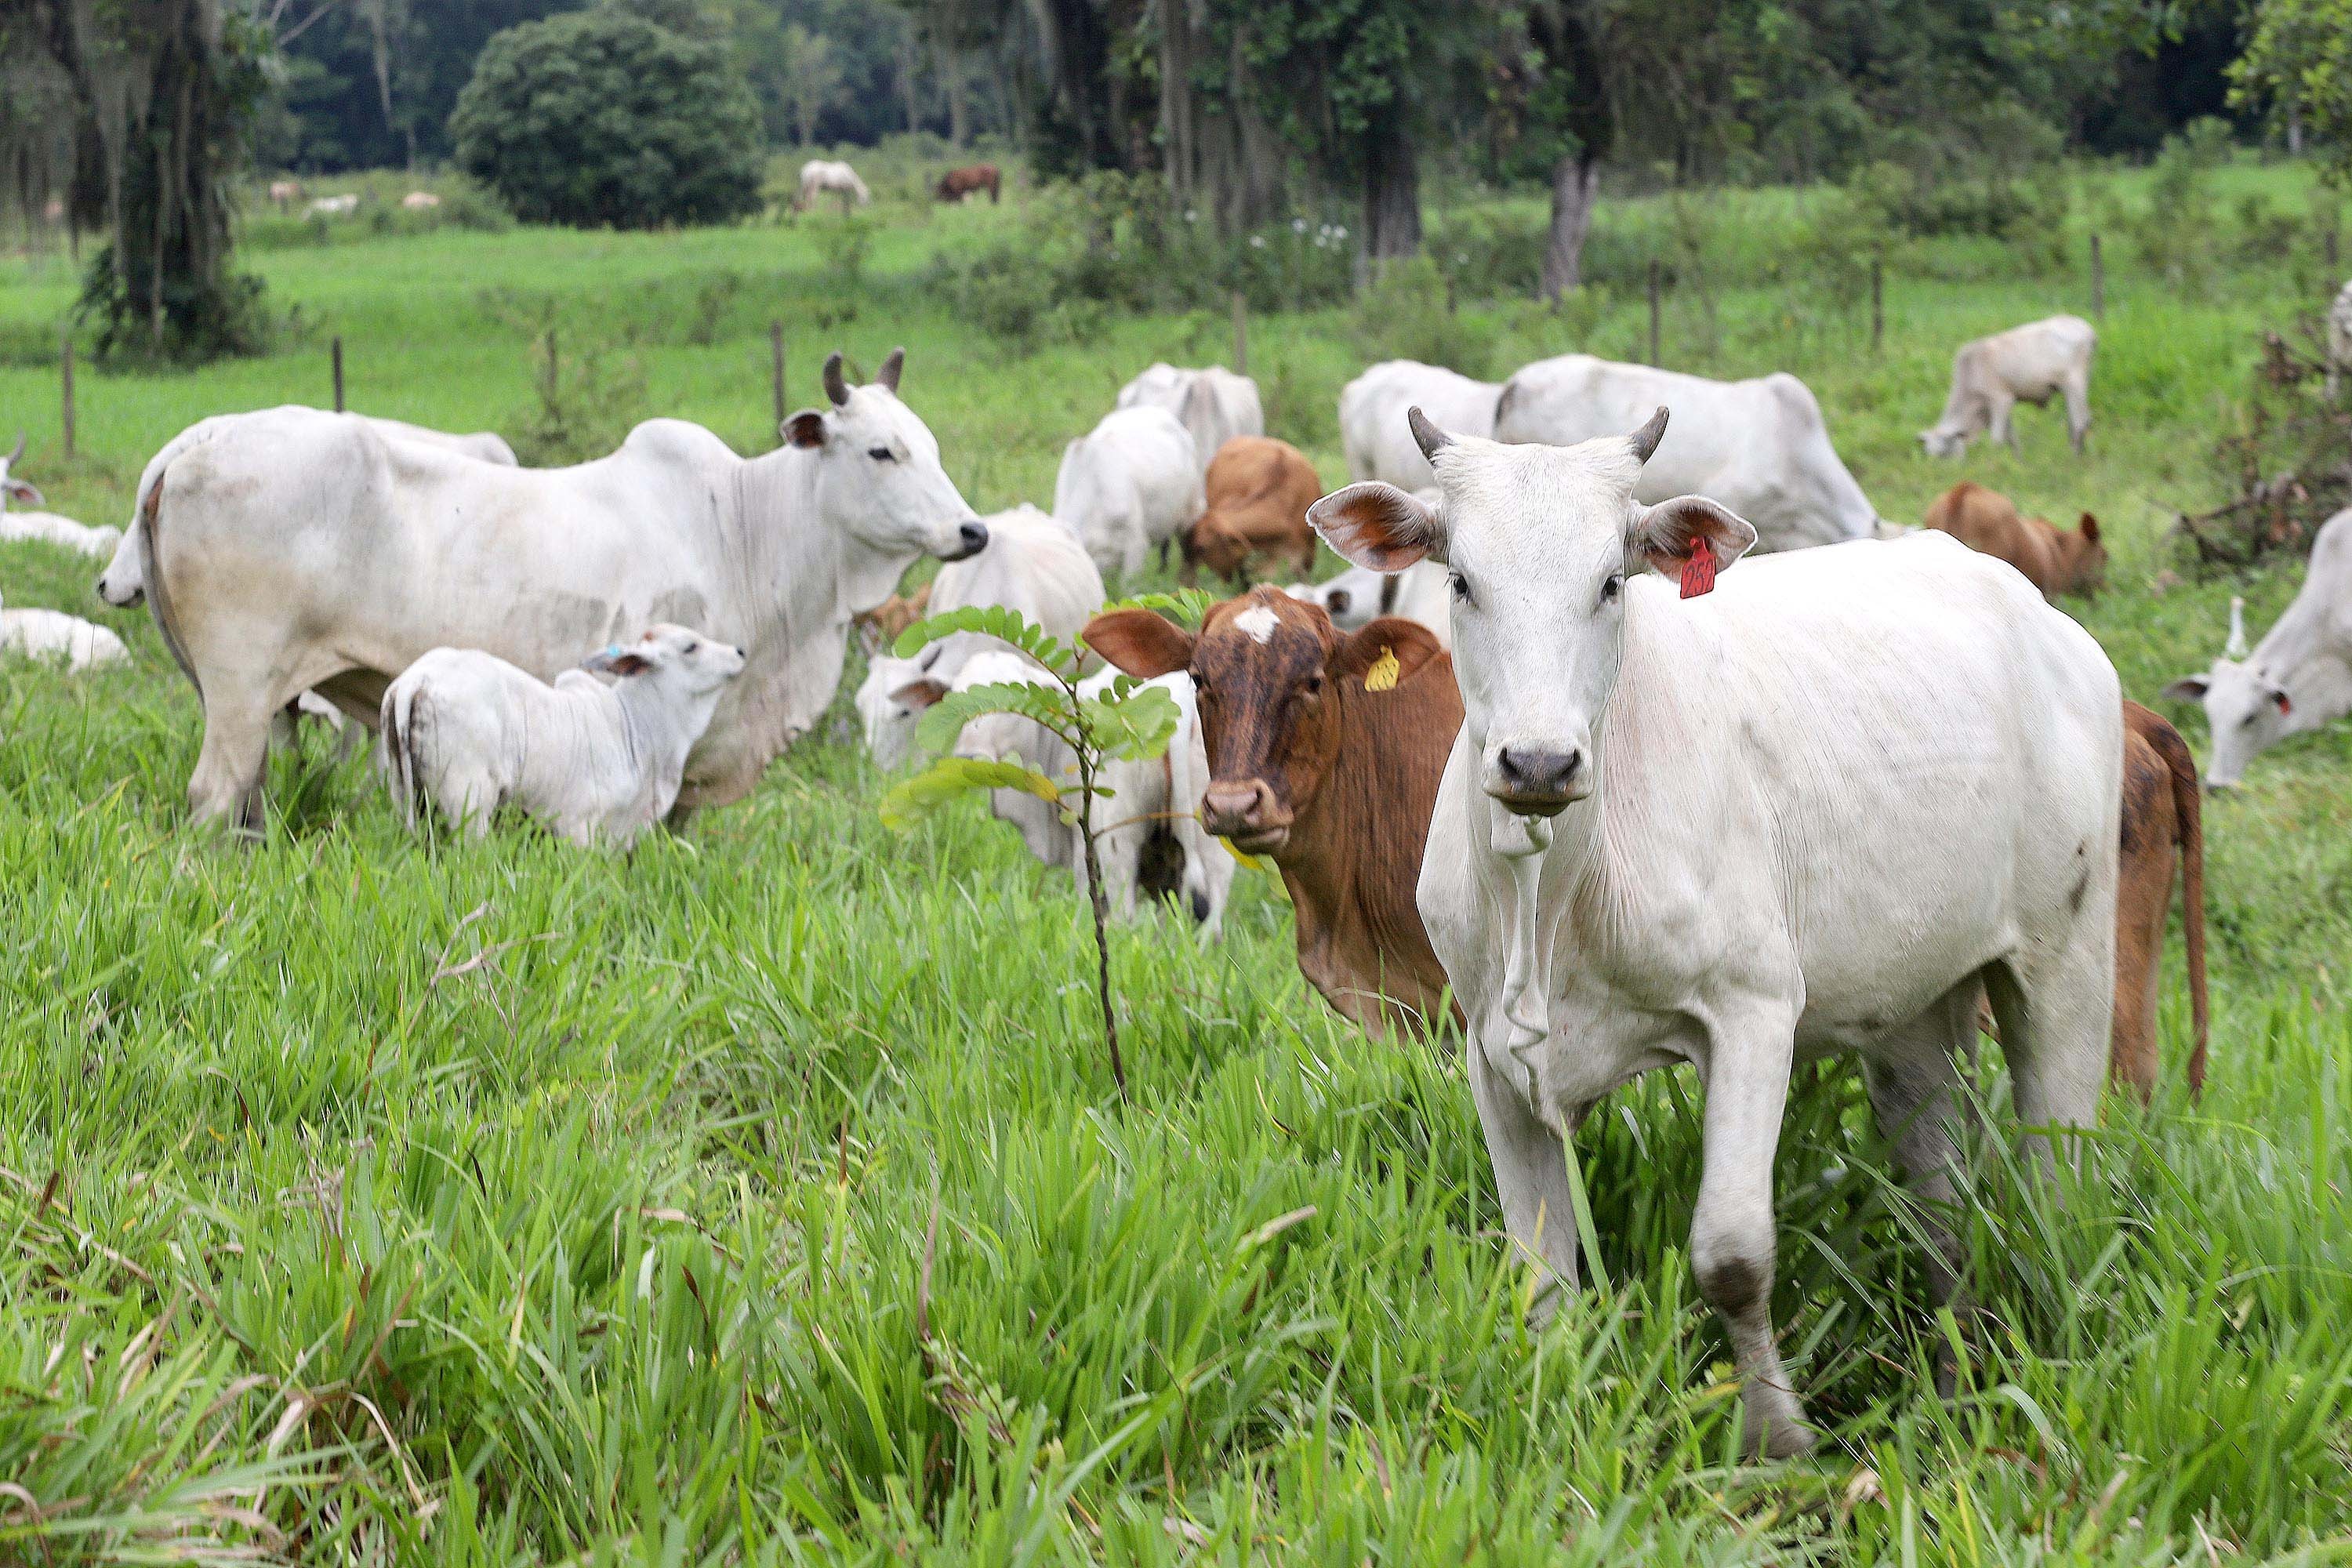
1181,437 -> 1323,587
1924,481 -> 2107,600
2114,700 -> 2209,1099
935,165 -> 1001,202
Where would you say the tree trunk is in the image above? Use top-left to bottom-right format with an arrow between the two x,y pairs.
943,46 -> 968,147
1541,151 -> 1600,300
1359,113 -> 1421,266
2288,94 -> 2304,158
898,29 -> 920,136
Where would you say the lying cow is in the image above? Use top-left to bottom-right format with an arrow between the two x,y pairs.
137,349 -> 983,831
2162,509 -> 2352,786
1339,361 -> 1500,491
1494,355 -> 1878,550
1087,590 -> 1461,1033
380,624 -> 746,848
857,503 -> 1104,770
1181,436 -> 1321,586
901,649 -> 1234,938
307,193 -> 359,218
1312,405 -> 2120,1458
935,164 -> 1001,204
401,191 -> 441,211
2328,281 -> 2352,401
1115,363 -> 1263,482
1924,482 -> 2107,601
0,593 -> 129,672
1054,406 -> 1202,581
2,433 -> 122,559
1919,314 -> 2096,458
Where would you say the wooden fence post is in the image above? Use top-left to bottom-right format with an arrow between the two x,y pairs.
1646,259 -> 1662,365
2090,234 -> 2105,322
331,336 -> 346,412
1870,260 -> 1884,354
60,329 -> 75,461
1231,290 -> 1247,376
770,321 -> 786,443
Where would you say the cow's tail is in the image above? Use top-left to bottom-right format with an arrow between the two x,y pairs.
2151,717 -> 2211,1096
136,464 -> 201,695
379,680 -> 430,832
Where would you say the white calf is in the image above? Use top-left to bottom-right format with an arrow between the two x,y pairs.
1920,315 -> 2096,457
1,434 -> 122,558
0,593 -> 129,671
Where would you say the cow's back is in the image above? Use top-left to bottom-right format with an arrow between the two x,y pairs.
1341,361 -> 1499,488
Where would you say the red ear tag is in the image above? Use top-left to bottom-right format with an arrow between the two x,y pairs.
2276,691 -> 2293,717
1679,536 -> 1718,599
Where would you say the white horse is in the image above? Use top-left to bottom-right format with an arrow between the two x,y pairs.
797,159 -> 872,214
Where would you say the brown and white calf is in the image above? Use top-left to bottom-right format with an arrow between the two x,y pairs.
1925,481 -> 2107,601
1087,586 -> 1462,1035
1181,437 -> 1323,587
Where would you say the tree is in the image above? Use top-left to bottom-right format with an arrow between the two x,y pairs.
451,4 -> 764,228
2233,0 -> 2352,179
776,23 -> 845,144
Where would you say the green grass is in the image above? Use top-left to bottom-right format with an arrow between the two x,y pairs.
2,158 -> 2350,1563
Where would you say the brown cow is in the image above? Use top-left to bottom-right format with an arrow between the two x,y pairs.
2114,700 -> 2209,1100
1925,481 -> 2107,600
935,165 -> 1001,204
1087,587 -> 1461,1036
1181,436 -> 1322,588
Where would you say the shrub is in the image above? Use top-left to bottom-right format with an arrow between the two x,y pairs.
450,5 -> 763,230
1345,258 -> 1500,377
1425,206 -> 1546,303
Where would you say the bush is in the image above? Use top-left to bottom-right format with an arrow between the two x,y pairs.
451,5 -> 763,230
1425,206 -> 1546,303
1345,258 -> 1500,377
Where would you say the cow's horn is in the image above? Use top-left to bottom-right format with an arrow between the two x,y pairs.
1627,405 -> 1669,464
822,351 -> 850,408
2226,595 -> 2249,659
1406,406 -> 1450,463
4,430 -> 22,467
877,346 -> 904,393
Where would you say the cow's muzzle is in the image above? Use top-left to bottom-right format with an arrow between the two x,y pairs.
1485,746 -> 1585,817
940,519 -> 989,561
96,573 -> 143,608
1203,778 -> 1290,854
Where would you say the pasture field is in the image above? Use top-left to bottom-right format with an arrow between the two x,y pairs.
3,160 -> 2351,1563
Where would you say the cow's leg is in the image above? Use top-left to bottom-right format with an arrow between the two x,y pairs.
1989,393 -> 2018,451
1864,983 -> 1982,1395
1984,932 -> 2111,1171
1692,1007 -> 1810,1457
187,690 -> 278,835
2063,377 -> 2091,454
1467,1040 -> 1581,1316
2108,842 -> 2172,1104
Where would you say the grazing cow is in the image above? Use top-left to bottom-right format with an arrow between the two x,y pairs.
99,412 -> 518,610
1054,406 -> 1203,580
1920,315 -> 2096,458
1087,590 -> 1461,1034
1340,361 -> 1501,491
1312,406 -> 2120,1458
935,164 -> 1001,203
2,433 -> 123,559
1181,436 -> 1322,586
401,191 -> 442,211
380,624 -> 746,849
2328,281 -> 2352,401
0,593 -> 129,671
1924,482 -> 2107,601
2162,510 -> 2352,786
1496,356 -> 1878,552
797,160 -> 870,212
856,503 -> 1105,769
901,649 -> 1234,937
267,179 -> 303,208
137,349 -> 982,831
307,193 -> 359,217
2112,702 -> 2209,1100
1116,364 -> 1264,482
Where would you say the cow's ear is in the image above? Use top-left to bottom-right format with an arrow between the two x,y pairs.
4,477 -> 43,506
782,409 -> 828,449
1334,617 -> 1443,691
1630,495 -> 1756,579
608,653 -> 652,677
1309,482 -> 1443,572
2160,675 -> 2211,702
2078,512 -> 2101,543
1083,608 -> 1196,678
890,677 -> 949,710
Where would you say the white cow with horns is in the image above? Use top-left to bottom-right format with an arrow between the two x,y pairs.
2,433 -> 123,558
137,349 -> 985,831
1308,404 -> 2121,1459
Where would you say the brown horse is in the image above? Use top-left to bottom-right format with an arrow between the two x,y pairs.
935,165 -> 1001,204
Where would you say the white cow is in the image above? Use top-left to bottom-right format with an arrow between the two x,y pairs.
1053,406 -> 1203,581
136,348 -> 983,831
1115,363 -> 1264,478
1287,557 -> 1451,648
0,592 -> 129,671
99,412 -> 517,609
2,434 -> 122,558
1495,355 -> 1878,551
307,194 -> 359,217
1311,405 -> 2119,1460
1339,361 -> 1501,491
857,502 -> 1105,770
380,623 -> 746,848
1919,314 -> 2096,458
2162,510 -> 2352,787
401,191 -> 442,211
2326,281 -> 2352,401
910,648 -> 1233,938
797,160 -> 871,211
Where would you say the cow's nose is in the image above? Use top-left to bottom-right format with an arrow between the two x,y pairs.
1325,589 -> 1351,617
1497,746 -> 1581,799
1202,779 -> 1279,837
953,520 -> 989,558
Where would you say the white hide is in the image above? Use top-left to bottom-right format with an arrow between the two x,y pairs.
1052,406 -> 1203,580
1920,314 -> 2096,458
136,361 -> 982,829
1494,354 -> 1878,551
1287,557 -> 1451,647
1313,419 -> 2119,1461
1338,361 -> 1501,490
1,448 -> 120,559
1115,363 -> 1265,478
2327,281 -> 2352,401
798,160 -> 871,208
0,593 -> 129,671
307,194 -> 359,216
379,623 -> 746,848
2162,508 -> 2352,787
857,502 -> 1106,769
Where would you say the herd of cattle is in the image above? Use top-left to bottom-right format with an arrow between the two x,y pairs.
5,300 -> 2350,1457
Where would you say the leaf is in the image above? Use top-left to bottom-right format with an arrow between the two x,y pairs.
1080,684 -> 1179,760
880,758 -> 1062,830
1105,587 -> 1215,629
893,606 -> 1076,677
912,681 -> 1073,757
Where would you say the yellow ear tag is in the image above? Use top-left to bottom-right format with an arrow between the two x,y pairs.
1363,647 -> 1400,692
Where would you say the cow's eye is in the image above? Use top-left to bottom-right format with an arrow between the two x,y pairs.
1599,573 -> 1623,605
684,641 -> 699,654
1449,572 -> 1472,605
868,446 -> 895,462
1299,672 -> 1324,699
